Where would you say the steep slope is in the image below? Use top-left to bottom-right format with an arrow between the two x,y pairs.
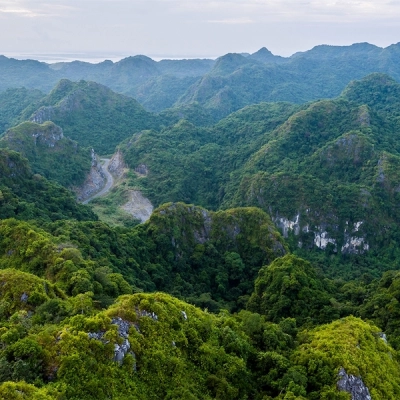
116,74 -> 400,278
45,202 -> 287,311
176,43 -> 400,118
2,43 -> 400,117
0,265 -> 398,399
292,316 -> 400,399
120,102 -> 300,210
132,75 -> 199,112
0,148 -> 95,222
223,76 -> 400,276
176,60 -> 295,119
248,47 -> 287,64
0,121 -> 91,187
20,79 -> 160,154
0,56 -> 56,92
0,87 -> 44,133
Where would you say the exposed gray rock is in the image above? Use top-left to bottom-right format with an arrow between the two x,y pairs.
6,121 -> 64,149
135,164 -> 149,176
341,221 -> 369,254
30,106 -> 55,124
111,317 -> 133,364
88,317 -> 135,367
20,292 -> 29,303
88,331 -> 106,341
274,213 -> 300,238
135,309 -> 158,321
314,228 -> 337,251
121,190 -> 154,223
114,339 -> 131,363
32,124 -> 64,148
272,210 -> 370,254
111,317 -> 131,339
377,157 -> 385,183
76,149 -> 107,202
378,332 -> 388,344
337,367 -> 372,400
181,311 -> 188,320
108,149 -> 126,178
193,209 -> 212,244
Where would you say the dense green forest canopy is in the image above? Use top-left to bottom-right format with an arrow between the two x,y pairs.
2,47 -> 400,398
0,121 -> 91,187
116,73 -> 400,279
0,148 -> 95,222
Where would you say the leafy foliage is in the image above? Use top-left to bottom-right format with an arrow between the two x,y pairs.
293,317 -> 400,399
0,121 -> 91,187
0,149 -> 95,222
43,202 -> 287,311
0,87 -> 44,133
20,79 -> 161,154
247,255 -> 337,325
120,102 -> 299,210
2,54 -> 400,399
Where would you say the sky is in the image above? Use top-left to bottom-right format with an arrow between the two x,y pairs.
0,0 -> 400,62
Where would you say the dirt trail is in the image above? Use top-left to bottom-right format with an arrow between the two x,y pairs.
82,158 -> 113,204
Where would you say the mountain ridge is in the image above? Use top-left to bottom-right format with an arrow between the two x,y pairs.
2,42 -> 400,117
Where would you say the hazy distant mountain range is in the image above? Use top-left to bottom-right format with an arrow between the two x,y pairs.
2,42 -> 400,118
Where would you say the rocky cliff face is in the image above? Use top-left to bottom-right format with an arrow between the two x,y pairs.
4,121 -> 65,149
30,106 -> 55,124
31,123 -> 64,148
30,85 -> 85,125
0,121 -> 91,187
274,213 -> 369,255
337,368 -> 372,400
75,149 -> 106,202
108,149 -> 126,178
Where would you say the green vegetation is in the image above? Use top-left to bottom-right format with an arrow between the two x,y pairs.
3,43 -> 400,118
0,121 -> 91,187
19,79 -> 161,154
0,149 -> 95,222
120,102 -> 299,210
0,87 -> 44,133
118,74 -> 400,280
41,203 -> 286,311
0,263 -> 398,399
290,316 -> 400,399
248,255 -> 336,325
2,56 -> 400,398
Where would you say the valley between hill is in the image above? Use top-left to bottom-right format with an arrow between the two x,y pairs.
2,45 -> 400,399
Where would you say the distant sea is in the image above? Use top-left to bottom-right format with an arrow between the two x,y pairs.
1,52 -> 217,63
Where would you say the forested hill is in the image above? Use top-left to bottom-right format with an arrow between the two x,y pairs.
17,79 -> 161,154
3,47 -> 400,398
0,78 -> 220,157
120,73 -> 400,278
1,42 -> 400,117
1,198 -> 400,398
0,148 -> 95,222
0,121 -> 91,188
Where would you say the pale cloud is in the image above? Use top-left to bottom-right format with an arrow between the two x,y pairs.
0,0 -> 75,18
179,0 -> 400,19
0,0 -> 399,57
